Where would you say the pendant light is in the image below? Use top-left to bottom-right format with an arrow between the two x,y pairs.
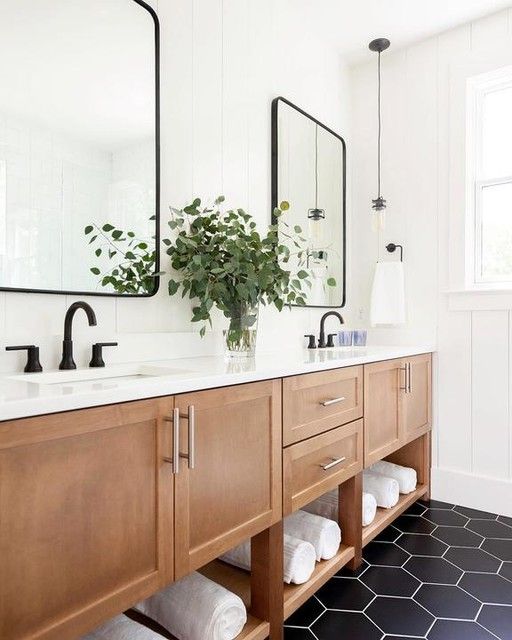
369,37 -> 390,230
308,124 -> 325,222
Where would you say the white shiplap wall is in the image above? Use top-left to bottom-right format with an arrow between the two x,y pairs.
0,0 -> 353,373
351,9 -> 512,515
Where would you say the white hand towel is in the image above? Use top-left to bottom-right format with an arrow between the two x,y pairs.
303,490 -> 378,526
134,572 -> 246,640
370,261 -> 406,326
220,534 -> 316,585
363,471 -> 400,509
363,492 -> 378,526
81,615 -> 165,640
284,510 -> 341,561
370,460 -> 417,494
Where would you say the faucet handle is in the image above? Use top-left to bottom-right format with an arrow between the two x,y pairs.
89,342 -> 118,368
6,345 -> 43,373
327,333 -> 338,348
304,334 -> 317,350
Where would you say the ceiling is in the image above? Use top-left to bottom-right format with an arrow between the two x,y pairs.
282,0 -> 512,64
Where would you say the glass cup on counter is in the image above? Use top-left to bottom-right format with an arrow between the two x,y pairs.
338,330 -> 353,346
353,330 -> 367,347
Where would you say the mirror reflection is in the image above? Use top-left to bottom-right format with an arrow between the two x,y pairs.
0,0 -> 158,296
273,98 -> 346,307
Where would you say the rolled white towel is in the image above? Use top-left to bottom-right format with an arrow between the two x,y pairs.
370,460 -> 417,494
363,492 -> 378,526
284,510 -> 341,561
303,490 -> 378,527
81,615 -> 165,640
134,572 -> 246,640
363,470 -> 400,509
220,534 -> 316,585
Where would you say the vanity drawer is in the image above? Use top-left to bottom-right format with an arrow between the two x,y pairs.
283,366 -> 363,445
283,419 -> 363,514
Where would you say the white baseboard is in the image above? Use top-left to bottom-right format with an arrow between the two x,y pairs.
432,467 -> 512,517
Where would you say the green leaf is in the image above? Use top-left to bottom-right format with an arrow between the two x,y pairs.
297,270 -> 308,279
102,223 -> 114,232
294,225 -> 302,234
90,267 -> 100,275
327,277 -> 337,287
168,279 -> 180,295
84,225 -> 93,235
112,230 -> 123,240
95,248 -> 102,257
280,201 -> 290,211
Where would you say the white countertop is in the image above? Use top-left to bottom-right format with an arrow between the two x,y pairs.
0,345 -> 434,422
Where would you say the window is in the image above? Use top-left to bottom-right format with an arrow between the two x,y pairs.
468,68 -> 512,287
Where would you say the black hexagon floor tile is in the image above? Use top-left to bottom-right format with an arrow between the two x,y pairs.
405,555 -> 463,584
466,519 -> 512,539
427,619 -> 497,640
336,559 -> 368,577
459,572 -> 512,604
419,498 -> 455,510
394,514 -> 437,534
284,627 -> 316,640
423,508 -> 469,527
285,596 -> 324,627
373,525 -> 401,542
499,562 -> 512,582
477,603 -> 512,639
316,577 -> 374,610
414,583 -> 480,619
360,565 -> 421,597
444,546 -> 501,573
454,506 -> 498,520
311,610 -> 382,640
497,515 -> 512,527
404,502 -> 427,516
396,533 -> 449,557
433,525 -> 484,547
482,538 -> 512,561
366,596 -> 434,636
363,541 -> 410,566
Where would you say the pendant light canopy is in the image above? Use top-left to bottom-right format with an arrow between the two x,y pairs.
369,37 -> 390,229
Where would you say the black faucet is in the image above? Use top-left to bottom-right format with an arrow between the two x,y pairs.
318,311 -> 344,348
59,301 -> 97,370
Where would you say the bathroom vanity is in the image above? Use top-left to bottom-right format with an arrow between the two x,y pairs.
0,346 -> 432,640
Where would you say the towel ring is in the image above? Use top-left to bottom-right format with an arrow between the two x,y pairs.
386,243 -> 404,262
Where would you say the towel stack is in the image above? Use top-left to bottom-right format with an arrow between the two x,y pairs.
81,615 -> 165,640
134,572 -> 247,640
303,490 -> 378,527
363,460 -> 418,509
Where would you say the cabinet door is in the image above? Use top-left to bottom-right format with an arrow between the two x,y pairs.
0,398 -> 174,640
363,359 -> 404,466
402,354 -> 432,445
174,380 -> 282,578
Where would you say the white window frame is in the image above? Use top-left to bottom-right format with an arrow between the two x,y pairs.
467,67 -> 512,289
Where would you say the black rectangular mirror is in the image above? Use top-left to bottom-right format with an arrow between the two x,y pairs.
0,0 -> 159,296
272,97 -> 346,307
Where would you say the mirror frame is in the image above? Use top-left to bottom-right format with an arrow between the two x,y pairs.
271,96 -> 346,308
0,0 -> 160,298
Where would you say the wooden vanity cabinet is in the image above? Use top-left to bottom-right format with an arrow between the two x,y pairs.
0,398 -> 175,640
364,354 -> 432,466
174,380 -> 282,578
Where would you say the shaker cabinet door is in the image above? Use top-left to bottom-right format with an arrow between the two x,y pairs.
363,359 -> 403,466
0,398 -> 174,640
174,380 -> 282,578
402,354 -> 432,445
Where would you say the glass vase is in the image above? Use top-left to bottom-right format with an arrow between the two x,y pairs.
223,304 -> 259,359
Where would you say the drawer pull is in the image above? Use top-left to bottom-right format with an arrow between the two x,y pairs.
320,456 -> 347,471
321,396 -> 346,407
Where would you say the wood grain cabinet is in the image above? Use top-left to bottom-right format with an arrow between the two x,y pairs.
0,398 -> 175,640
174,380 -> 282,578
364,354 -> 432,466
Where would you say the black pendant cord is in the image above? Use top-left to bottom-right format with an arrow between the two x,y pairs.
377,50 -> 382,199
315,124 -> 319,208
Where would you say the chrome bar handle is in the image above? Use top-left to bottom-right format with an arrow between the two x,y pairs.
188,405 -> 195,469
320,396 -> 346,407
407,362 -> 412,394
320,456 -> 347,471
400,366 -> 408,392
163,407 -> 180,474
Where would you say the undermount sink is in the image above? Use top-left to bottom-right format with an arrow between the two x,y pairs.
8,363 -> 190,386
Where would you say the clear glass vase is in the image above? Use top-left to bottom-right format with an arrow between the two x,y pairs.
223,304 -> 259,359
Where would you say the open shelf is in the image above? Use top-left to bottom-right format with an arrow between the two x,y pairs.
199,562 -> 269,640
283,543 -> 354,619
362,483 -> 429,546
